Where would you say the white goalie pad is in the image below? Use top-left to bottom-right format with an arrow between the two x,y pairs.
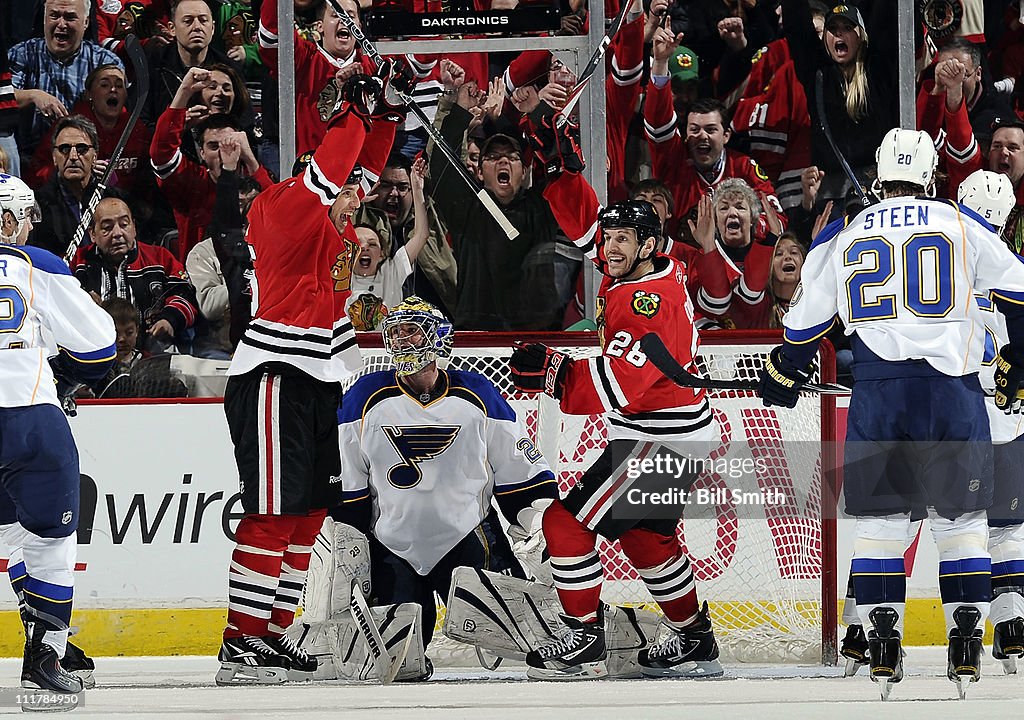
442,566 -> 659,678
288,602 -> 426,682
302,519 -> 372,623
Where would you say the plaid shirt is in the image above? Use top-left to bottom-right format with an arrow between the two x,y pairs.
8,38 -> 122,147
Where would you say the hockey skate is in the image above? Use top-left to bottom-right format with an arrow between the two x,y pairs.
215,636 -> 290,686
840,624 -> 869,677
525,615 -> 608,681
61,639 -> 96,690
947,606 -> 983,700
866,607 -> 903,701
263,633 -> 318,680
992,617 -> 1024,675
638,602 -> 724,679
21,620 -> 84,706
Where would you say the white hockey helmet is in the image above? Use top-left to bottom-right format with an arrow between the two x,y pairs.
380,296 -> 454,376
0,174 -> 39,245
957,169 -> 1016,233
874,128 -> 938,194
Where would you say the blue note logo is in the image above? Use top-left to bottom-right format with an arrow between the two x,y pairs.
383,425 -> 461,489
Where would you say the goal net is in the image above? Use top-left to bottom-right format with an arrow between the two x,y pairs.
348,330 -> 839,665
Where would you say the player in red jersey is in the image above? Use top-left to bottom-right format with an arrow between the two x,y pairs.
507,103 -> 723,681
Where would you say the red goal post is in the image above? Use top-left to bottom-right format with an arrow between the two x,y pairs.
351,330 -> 841,665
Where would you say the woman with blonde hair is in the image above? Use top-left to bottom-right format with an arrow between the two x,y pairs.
782,0 -> 899,214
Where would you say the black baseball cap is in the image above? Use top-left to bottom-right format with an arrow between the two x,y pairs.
824,3 -> 864,30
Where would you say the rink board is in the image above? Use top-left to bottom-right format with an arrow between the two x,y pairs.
0,400 -> 956,656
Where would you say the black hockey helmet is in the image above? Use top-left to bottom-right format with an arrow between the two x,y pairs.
599,200 -> 662,244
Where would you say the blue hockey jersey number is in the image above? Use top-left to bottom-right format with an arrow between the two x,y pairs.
845,233 -> 954,322
0,285 -> 28,334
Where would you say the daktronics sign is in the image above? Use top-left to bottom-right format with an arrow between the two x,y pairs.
419,15 -> 510,28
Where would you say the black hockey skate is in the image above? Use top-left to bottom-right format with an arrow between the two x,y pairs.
263,633 -> 318,679
866,607 -> 903,701
215,636 -> 290,686
992,617 -> 1024,675
61,639 -> 96,689
22,621 -> 84,697
840,624 -> 869,677
526,614 -> 608,680
947,606 -> 983,699
638,602 -> 724,678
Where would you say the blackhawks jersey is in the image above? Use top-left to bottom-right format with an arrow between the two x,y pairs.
542,170 -> 715,441
337,369 -> 556,575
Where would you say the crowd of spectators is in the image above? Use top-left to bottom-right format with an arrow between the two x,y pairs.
1,0 -> 1023,396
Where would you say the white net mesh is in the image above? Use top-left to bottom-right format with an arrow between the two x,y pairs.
346,332 -> 836,664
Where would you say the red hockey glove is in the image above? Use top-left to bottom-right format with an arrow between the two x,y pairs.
509,342 -> 572,399
994,344 -> 1024,414
523,104 -> 585,179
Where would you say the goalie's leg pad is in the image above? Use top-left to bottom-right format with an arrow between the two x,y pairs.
288,602 -> 425,683
301,519 -> 372,625
443,566 -> 659,678
619,528 -> 699,626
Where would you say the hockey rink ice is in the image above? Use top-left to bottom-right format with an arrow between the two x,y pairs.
0,649 -> 1021,719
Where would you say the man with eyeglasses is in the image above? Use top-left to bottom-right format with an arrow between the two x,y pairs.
28,115 -> 101,257
356,152 -> 457,317
9,0 -> 122,157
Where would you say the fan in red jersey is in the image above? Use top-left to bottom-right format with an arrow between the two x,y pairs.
507,102 -> 724,682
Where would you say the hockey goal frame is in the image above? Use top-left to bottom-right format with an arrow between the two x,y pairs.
352,329 -> 841,665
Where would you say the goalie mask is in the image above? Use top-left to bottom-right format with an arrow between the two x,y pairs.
0,174 -> 40,245
874,128 -> 938,196
958,169 -> 1016,235
381,297 -> 454,376
598,200 -> 661,278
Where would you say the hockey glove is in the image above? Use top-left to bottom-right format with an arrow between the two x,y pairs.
523,104 -> 585,179
372,58 -> 417,124
759,346 -> 813,409
509,342 -> 571,399
509,500 -> 554,586
327,73 -> 382,131
50,355 -> 85,417
994,344 -> 1024,413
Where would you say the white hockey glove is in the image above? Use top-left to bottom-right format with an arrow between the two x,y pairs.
508,499 -> 553,586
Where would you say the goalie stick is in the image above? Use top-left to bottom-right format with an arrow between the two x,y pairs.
814,69 -> 870,209
639,333 -> 850,395
327,0 -> 519,241
63,34 -> 148,265
555,0 -> 632,129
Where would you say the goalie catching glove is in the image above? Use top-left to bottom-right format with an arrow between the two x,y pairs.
759,346 -> 813,409
994,344 -> 1024,414
509,342 -> 571,399
507,500 -> 553,586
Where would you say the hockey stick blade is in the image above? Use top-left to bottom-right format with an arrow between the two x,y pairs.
326,0 -> 519,240
64,34 -> 148,265
349,579 -> 402,684
639,333 -> 849,395
814,69 -> 869,209
556,0 -> 632,128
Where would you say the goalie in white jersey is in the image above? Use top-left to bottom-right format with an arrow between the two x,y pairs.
328,297 -> 557,677
0,174 -> 116,697
759,130 -> 1024,700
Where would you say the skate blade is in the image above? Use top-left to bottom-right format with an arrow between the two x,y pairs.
1000,656 -> 1018,675
285,669 -> 316,683
639,659 -> 724,679
70,669 -> 95,690
215,664 -> 289,686
526,660 -> 608,681
878,678 -> 894,701
843,657 -> 865,677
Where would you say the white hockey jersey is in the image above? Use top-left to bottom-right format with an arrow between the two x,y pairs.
338,369 -> 556,575
784,198 -> 1024,377
0,246 -> 116,409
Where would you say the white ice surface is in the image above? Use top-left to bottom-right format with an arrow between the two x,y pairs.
0,648 -> 1020,719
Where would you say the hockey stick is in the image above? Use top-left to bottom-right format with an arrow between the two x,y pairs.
63,34 -> 148,266
327,1 -> 519,240
639,333 -> 850,395
814,69 -> 869,209
555,0 -> 632,129
349,579 -> 404,684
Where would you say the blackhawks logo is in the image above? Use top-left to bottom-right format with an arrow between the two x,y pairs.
317,78 -> 343,122
631,291 -> 661,318
348,293 -> 388,331
331,241 -> 355,291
